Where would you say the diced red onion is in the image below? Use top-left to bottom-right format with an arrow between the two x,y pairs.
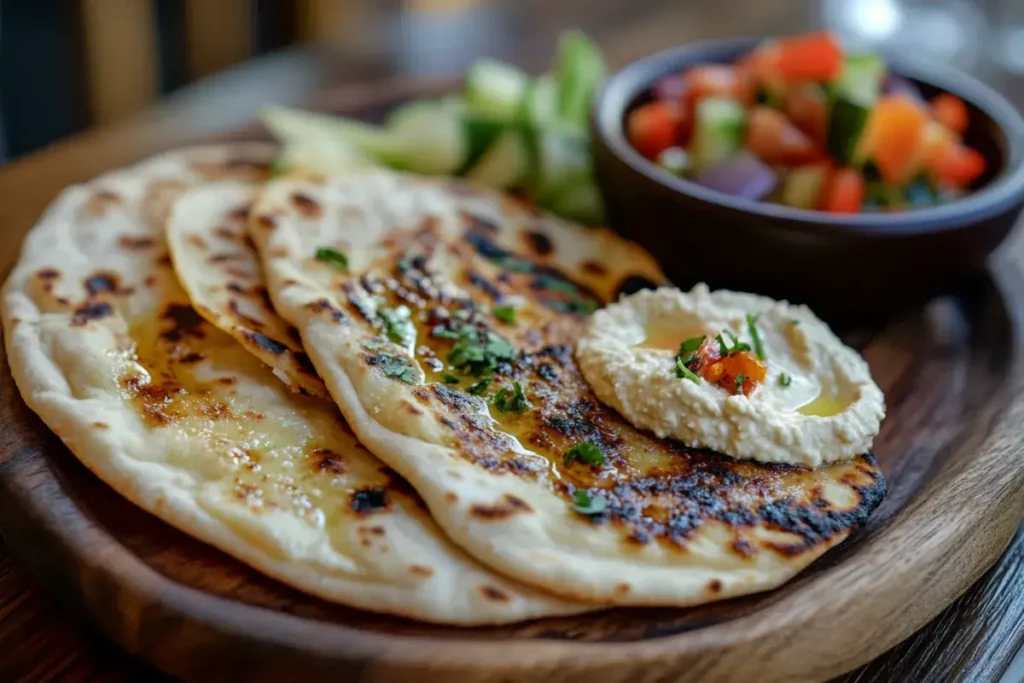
884,73 -> 924,102
693,151 -> 777,201
652,74 -> 691,103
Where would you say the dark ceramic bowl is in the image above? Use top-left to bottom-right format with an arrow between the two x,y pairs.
591,37 -> 1024,323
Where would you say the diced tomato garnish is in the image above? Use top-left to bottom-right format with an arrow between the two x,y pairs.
784,84 -> 829,149
745,106 -> 819,165
685,65 -> 756,106
627,101 -> 683,160
929,144 -> 987,189
772,31 -> 843,82
821,168 -> 865,213
861,95 -> 930,186
930,94 -> 970,136
686,337 -> 766,396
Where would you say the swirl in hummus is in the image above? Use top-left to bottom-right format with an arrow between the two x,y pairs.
575,284 -> 886,467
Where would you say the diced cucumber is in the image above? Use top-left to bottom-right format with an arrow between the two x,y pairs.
828,98 -> 872,165
383,99 -> 467,174
834,53 -> 886,107
546,182 -> 604,225
521,75 -> 561,128
464,59 -> 530,119
656,147 -> 691,176
461,116 -> 507,174
691,97 -> 747,170
864,180 -> 906,209
780,165 -> 828,209
465,128 -> 530,189
553,30 -> 606,128
529,127 -> 592,202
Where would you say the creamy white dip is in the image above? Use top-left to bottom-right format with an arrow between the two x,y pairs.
575,285 -> 885,467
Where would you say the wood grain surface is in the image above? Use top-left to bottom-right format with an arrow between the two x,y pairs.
0,78 -> 1022,683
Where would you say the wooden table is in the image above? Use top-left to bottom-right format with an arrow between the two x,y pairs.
1,1 -> 1023,680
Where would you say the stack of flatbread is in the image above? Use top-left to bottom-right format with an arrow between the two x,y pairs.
1,144 -> 884,624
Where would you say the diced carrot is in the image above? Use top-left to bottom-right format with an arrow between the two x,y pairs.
745,106 -> 819,165
930,94 -> 969,136
627,101 -> 682,160
784,84 -> 829,148
773,31 -> 843,82
929,144 -> 987,188
821,168 -> 865,213
685,65 -> 756,106
861,96 -> 930,186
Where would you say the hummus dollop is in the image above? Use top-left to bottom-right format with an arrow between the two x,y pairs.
575,285 -> 885,467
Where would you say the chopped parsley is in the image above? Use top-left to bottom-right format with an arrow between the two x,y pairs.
447,326 -> 516,377
746,314 -> 765,360
675,357 -> 701,384
715,334 -> 730,356
673,336 -> 704,384
717,330 -> 751,357
442,372 -> 460,384
494,381 -> 530,412
734,374 -> 748,393
779,373 -> 792,387
379,355 -> 417,384
378,306 -> 415,347
492,304 -> 517,324
563,441 -> 606,466
315,247 -> 348,271
431,325 -> 461,340
467,378 -> 491,396
571,489 -> 607,515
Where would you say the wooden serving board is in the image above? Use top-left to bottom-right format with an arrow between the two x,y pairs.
1,81 -> 1023,683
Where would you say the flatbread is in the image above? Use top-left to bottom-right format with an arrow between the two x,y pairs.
2,150 -> 585,624
251,170 -> 887,605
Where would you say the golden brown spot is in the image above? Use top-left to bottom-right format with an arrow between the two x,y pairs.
444,492 -> 458,503
187,234 -> 208,249
291,192 -> 323,219
84,191 -> 121,216
733,538 -> 755,558
479,585 -> 510,603
312,448 -> 345,475
402,401 -> 424,416
218,377 -> 237,386
160,304 -> 205,342
92,422 -> 109,430
119,235 -> 156,250
70,302 -> 113,327
708,579 -> 723,594
268,246 -> 290,259
409,565 -> 434,577
227,205 -> 250,222
144,275 -> 157,288
616,582 -> 631,595
470,494 -> 533,520
36,268 -> 60,281
525,230 -> 553,256
255,214 -> 277,231
581,260 -> 608,276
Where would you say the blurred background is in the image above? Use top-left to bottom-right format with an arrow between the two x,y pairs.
3,0 -> 1024,161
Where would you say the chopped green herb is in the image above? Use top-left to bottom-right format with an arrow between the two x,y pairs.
378,306 -> 415,347
467,378 -> 491,396
791,319 -> 800,326
315,247 -> 348,271
675,357 -> 701,384
494,381 -> 530,412
716,334 -> 729,356
268,157 -> 290,177
679,336 -> 705,353
779,373 -> 792,387
442,373 -> 460,384
722,330 -> 751,354
493,305 -> 517,324
734,374 -> 748,393
746,314 -> 765,361
431,325 -> 461,340
563,441 -> 606,466
379,355 -> 417,384
571,489 -> 607,515
447,326 -> 516,377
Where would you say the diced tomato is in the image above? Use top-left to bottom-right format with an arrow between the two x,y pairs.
761,31 -> 843,82
821,168 -> 865,213
745,106 -> 820,165
929,144 -> 987,188
717,351 -> 767,396
739,41 -> 781,84
784,84 -> 829,148
685,65 -> 756,106
627,101 -> 683,160
860,95 -> 930,185
930,93 -> 969,135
